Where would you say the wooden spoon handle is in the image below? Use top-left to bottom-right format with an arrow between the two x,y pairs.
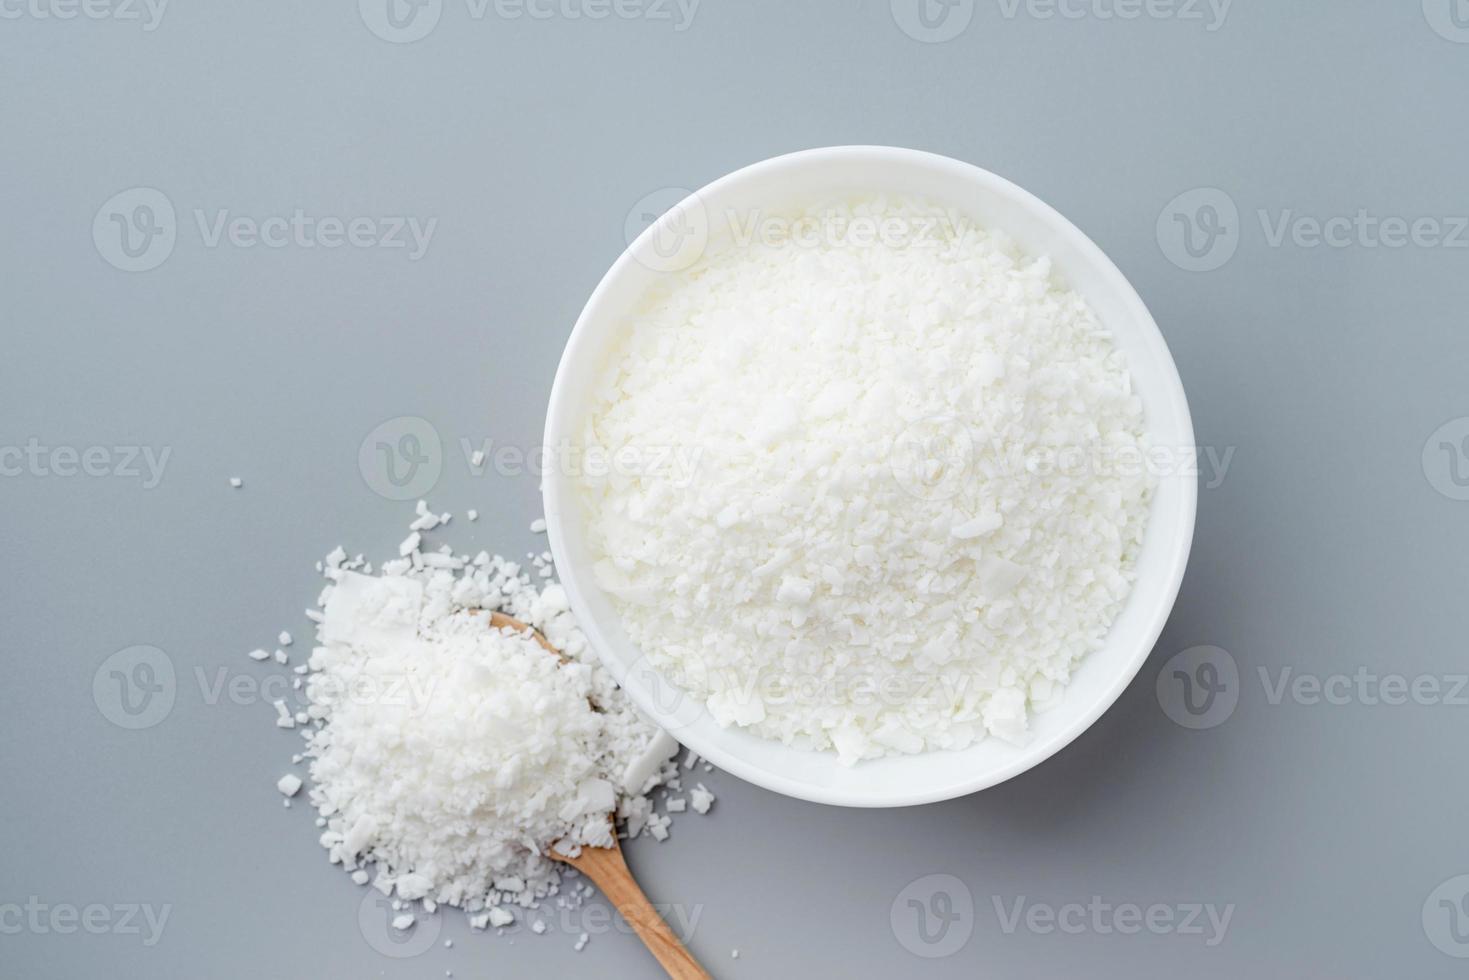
572,845 -> 711,980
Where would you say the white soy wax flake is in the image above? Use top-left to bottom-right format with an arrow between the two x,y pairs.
578,196 -> 1154,766
689,784 -> 714,814
409,499 -> 442,532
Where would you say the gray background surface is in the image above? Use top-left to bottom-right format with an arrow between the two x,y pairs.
4,1 -> 1469,977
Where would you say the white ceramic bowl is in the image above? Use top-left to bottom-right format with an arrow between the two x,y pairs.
543,146 -> 1196,808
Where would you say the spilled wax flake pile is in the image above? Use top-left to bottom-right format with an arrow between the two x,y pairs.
250,501 -> 713,946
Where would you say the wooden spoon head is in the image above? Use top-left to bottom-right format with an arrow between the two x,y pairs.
483,610 -> 567,663
548,831 -> 623,873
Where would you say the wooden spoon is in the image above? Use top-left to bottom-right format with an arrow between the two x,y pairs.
481,611 -> 711,980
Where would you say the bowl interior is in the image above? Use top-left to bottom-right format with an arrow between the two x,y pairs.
544,147 -> 1195,807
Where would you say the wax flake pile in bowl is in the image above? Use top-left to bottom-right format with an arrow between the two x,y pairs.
580,196 -> 1156,765
259,503 -> 712,937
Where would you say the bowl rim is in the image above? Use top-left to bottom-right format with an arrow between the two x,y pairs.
543,145 -> 1197,807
